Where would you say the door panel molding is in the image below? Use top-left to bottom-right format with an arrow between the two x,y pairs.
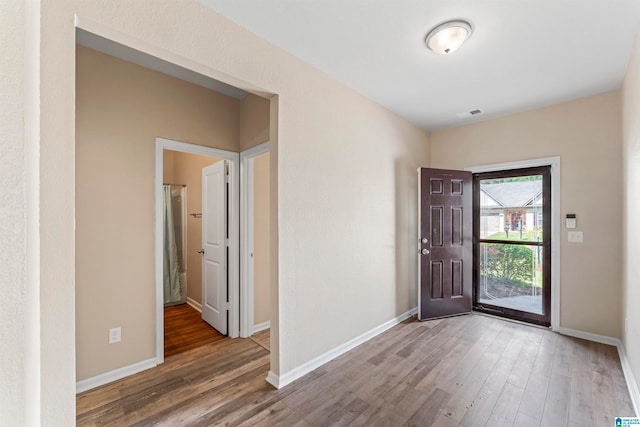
465,157 -> 560,330
154,138 -> 240,365
418,168 -> 473,320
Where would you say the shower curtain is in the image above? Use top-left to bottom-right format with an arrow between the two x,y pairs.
163,185 -> 182,305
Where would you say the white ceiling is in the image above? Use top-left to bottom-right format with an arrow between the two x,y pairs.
199,0 -> 640,130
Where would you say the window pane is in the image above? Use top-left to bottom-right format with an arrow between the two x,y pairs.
478,242 -> 543,315
479,175 -> 543,242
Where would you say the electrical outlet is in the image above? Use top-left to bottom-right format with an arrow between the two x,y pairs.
109,327 -> 121,344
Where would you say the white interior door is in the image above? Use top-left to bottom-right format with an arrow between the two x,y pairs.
201,160 -> 228,334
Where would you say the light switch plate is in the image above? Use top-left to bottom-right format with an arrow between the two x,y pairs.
109,327 -> 121,344
566,218 -> 576,229
568,231 -> 583,243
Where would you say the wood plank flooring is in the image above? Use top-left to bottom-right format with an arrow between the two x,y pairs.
164,303 -> 226,357
77,314 -> 635,426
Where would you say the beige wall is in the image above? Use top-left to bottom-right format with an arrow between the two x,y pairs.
253,152 -> 271,326
163,150 -> 175,183
0,1 -> 27,424
623,27 -> 640,403
27,2 -> 430,422
76,45 -> 241,380
71,2 -> 429,379
167,151 -> 222,305
432,91 -> 623,338
12,1 -> 640,424
240,95 -> 270,151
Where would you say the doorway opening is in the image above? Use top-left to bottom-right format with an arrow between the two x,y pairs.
162,148 -> 229,357
156,138 -> 272,361
240,142 -> 271,337
473,166 -> 552,326
418,158 -> 560,329
155,138 -> 240,364
75,26 -> 277,393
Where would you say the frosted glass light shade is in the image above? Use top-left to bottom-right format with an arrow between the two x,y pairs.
426,20 -> 472,55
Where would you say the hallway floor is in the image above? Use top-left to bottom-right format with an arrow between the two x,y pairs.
164,303 -> 226,357
77,315 -> 633,426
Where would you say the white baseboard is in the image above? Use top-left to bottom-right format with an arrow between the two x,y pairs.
253,321 -> 270,333
76,357 -> 157,394
187,297 -> 202,313
267,307 -> 418,390
266,370 -> 280,389
556,327 -> 639,416
617,342 -> 640,416
555,327 -> 619,346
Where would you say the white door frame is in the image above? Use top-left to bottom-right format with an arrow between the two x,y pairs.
155,137 -> 240,365
240,142 -> 270,338
465,156 -> 561,331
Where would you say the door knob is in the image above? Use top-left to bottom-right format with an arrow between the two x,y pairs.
198,249 -> 205,255
422,249 -> 429,255
421,237 -> 428,244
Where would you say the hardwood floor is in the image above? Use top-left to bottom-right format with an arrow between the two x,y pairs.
164,303 -> 226,357
250,329 -> 270,352
77,314 -> 634,426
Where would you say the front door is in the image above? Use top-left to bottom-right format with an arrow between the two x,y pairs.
418,168 -> 473,320
201,160 -> 228,334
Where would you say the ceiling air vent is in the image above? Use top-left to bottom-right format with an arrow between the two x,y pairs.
456,108 -> 484,119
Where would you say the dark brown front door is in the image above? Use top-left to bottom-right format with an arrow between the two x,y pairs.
419,168 -> 473,320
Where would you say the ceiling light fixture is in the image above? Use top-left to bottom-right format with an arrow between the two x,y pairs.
425,20 -> 472,55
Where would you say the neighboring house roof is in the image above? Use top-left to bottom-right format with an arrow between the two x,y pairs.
481,181 -> 542,208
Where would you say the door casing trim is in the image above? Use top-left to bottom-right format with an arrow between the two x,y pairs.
155,138 -> 240,365
465,156 -> 561,331
239,142 -> 270,338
